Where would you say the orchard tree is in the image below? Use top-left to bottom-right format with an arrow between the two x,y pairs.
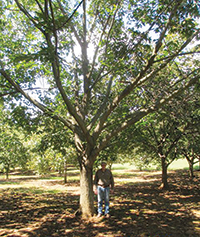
178,100 -> 200,179
130,89 -> 200,189
180,135 -> 200,179
0,0 -> 199,216
129,110 -> 183,189
34,117 -> 77,181
0,108 -> 28,179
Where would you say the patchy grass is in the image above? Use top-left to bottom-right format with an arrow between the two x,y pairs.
0,169 -> 199,237
168,159 -> 190,170
112,159 -> 199,172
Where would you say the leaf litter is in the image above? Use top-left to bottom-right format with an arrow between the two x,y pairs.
0,170 -> 199,237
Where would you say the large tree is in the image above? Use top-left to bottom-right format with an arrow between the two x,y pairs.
0,0 -> 199,216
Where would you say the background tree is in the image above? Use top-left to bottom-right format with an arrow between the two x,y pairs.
131,88 -> 200,188
0,107 -> 28,179
180,135 -> 200,179
178,99 -> 200,179
0,0 -> 199,216
33,118 -> 77,181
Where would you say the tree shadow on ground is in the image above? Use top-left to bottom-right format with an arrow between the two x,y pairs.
0,171 -> 199,237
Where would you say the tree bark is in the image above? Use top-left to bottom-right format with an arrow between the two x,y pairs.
189,162 -> 194,180
64,160 -> 67,184
184,152 -> 195,180
199,156 -> 200,171
185,156 -> 195,180
79,161 -> 94,217
5,165 -> 9,180
160,156 -> 169,190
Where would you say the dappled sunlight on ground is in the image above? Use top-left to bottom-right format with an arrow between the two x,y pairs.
0,169 -> 199,236
114,170 -> 164,184
0,177 -> 81,195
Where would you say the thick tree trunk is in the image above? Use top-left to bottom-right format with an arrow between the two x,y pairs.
79,162 -> 94,218
185,154 -> 195,180
160,156 -> 169,190
189,163 -> 194,180
186,157 -> 195,180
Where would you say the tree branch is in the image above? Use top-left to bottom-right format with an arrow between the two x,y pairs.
57,0 -> 83,46
88,76 -> 113,131
92,2 -> 181,139
56,0 -> 84,31
96,72 -> 199,153
0,67 -> 74,130
154,51 -> 200,63
14,0 -> 47,34
0,86 -> 51,97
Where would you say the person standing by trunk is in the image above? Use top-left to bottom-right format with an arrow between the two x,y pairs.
94,161 -> 114,218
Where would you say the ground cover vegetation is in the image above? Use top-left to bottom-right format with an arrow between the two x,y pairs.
0,0 -> 200,217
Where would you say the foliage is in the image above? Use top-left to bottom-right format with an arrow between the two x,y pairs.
125,89 -> 200,187
0,106 -> 29,178
177,99 -> 200,178
25,118 -> 77,175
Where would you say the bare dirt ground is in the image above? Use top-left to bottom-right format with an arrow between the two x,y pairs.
0,169 -> 199,237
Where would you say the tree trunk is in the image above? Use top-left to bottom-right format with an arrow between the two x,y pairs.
185,154 -> 195,180
64,160 -> 67,184
199,156 -> 200,170
5,165 -> 9,180
189,162 -> 194,180
160,156 -> 169,190
79,162 -> 94,218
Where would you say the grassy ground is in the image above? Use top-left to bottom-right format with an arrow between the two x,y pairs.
0,167 -> 199,237
112,159 -> 199,171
